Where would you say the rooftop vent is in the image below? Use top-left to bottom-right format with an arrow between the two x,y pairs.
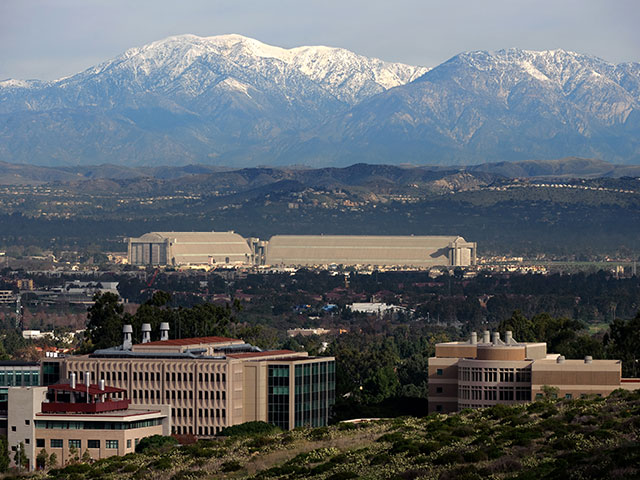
585,356 -> 593,364
483,330 -> 490,343
470,332 -> 477,345
160,322 -> 170,341
141,323 -> 151,344
123,324 -> 133,351
556,355 -> 565,364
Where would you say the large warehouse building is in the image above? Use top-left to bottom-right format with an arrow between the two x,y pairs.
127,232 -> 253,266
127,232 -> 476,268
264,235 -> 476,268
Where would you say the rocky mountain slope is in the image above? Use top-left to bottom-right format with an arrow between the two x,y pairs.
1,37 -> 638,167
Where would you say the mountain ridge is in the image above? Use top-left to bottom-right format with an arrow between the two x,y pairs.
1,36 -> 638,167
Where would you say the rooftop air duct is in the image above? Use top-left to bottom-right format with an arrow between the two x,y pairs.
160,322 -> 170,341
142,323 -> 151,344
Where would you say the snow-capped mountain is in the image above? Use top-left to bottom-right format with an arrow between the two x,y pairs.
291,48 -> 640,165
0,39 -> 638,167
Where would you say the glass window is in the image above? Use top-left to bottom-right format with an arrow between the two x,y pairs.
69,439 -> 81,449
127,439 -> 132,449
36,438 -> 44,448
106,440 -> 118,449
51,439 -> 63,448
88,440 -> 100,449
565,393 -> 573,399
436,369 -> 443,376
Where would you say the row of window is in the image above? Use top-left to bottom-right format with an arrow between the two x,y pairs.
130,388 -> 227,402
172,407 -> 226,419
458,386 -> 531,401
80,370 -> 227,384
35,419 -> 162,430
0,371 -> 40,387
40,439 -> 120,449
197,408 -> 226,419
458,366 -> 532,384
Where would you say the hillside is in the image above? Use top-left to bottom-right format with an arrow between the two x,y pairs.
34,390 -> 640,480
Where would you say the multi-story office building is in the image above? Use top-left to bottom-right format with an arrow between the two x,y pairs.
0,362 -> 41,435
41,324 -> 335,435
428,330 -> 640,413
7,379 -> 170,471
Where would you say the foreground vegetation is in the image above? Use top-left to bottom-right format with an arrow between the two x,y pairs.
8,389 -> 639,480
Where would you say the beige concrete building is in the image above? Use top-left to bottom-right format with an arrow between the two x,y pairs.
428,330 -> 640,413
41,325 -> 335,436
265,235 -> 477,268
127,231 -> 253,266
126,231 -> 477,268
7,382 -> 169,471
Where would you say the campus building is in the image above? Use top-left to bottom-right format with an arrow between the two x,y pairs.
41,324 -> 335,435
428,330 -> 640,413
7,379 -> 170,471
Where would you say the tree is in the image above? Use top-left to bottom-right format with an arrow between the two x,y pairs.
47,452 -> 57,469
607,311 -> 640,377
36,449 -> 48,470
81,449 -> 92,464
13,442 -> 28,471
85,292 -> 126,350
0,436 -> 9,472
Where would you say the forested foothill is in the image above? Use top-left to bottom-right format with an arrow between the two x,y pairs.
2,161 -> 640,258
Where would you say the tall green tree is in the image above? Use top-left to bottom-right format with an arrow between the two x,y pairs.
85,292 -> 126,350
0,436 -> 9,472
607,311 -> 640,377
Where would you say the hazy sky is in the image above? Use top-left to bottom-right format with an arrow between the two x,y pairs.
1,0 -> 638,81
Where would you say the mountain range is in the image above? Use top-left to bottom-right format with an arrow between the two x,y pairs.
1,34 -> 639,167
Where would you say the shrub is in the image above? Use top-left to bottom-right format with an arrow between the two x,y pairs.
121,464 -> 138,473
135,435 -> 178,454
171,470 -> 206,480
220,460 -> 242,472
220,421 -> 280,437
463,449 -> 488,462
310,462 -> 333,475
370,453 -> 392,466
152,456 -> 174,470
433,451 -> 464,465
327,471 -> 359,480
60,463 -> 92,474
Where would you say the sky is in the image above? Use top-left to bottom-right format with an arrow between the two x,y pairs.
1,0 -> 639,81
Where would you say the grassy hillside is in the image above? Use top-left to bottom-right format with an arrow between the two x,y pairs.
24,389 -> 640,480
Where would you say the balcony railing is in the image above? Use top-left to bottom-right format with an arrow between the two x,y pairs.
41,399 -> 130,414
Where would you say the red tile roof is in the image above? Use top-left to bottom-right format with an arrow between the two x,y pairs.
137,336 -> 241,346
227,350 -> 298,359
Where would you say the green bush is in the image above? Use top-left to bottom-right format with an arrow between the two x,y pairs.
220,460 -> 243,472
152,456 -> 174,470
370,453 -> 392,465
60,463 -> 93,474
219,421 -> 280,437
121,464 -> 138,473
463,449 -> 489,462
326,471 -> 359,480
135,435 -> 178,454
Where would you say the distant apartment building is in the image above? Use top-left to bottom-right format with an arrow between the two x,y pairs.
0,290 -> 16,304
428,330 -> 640,413
7,379 -> 170,471
41,323 -> 335,435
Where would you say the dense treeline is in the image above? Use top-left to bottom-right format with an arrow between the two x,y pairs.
113,269 -> 640,327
